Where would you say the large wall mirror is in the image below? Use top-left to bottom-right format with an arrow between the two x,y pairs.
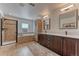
59,9 -> 78,29
43,17 -> 51,30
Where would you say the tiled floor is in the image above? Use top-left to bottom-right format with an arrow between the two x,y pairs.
0,41 -> 59,56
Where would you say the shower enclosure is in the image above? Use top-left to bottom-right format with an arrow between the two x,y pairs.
0,18 -> 2,45
0,18 -> 18,46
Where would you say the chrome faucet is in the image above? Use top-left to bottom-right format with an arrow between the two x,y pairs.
65,31 -> 67,35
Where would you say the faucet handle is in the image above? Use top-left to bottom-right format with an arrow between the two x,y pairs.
65,31 -> 67,35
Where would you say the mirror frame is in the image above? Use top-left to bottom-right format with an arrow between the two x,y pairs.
59,9 -> 78,29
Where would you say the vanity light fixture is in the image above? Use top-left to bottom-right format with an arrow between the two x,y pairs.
43,15 -> 48,19
60,4 -> 74,11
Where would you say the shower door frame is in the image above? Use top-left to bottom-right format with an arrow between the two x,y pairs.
0,18 -> 18,46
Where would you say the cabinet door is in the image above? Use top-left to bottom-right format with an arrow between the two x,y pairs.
42,34 -> 48,47
55,36 -> 63,55
38,34 -> 48,47
50,36 -> 55,51
38,34 -> 44,45
46,35 -> 52,48
77,40 -> 79,56
51,36 -> 63,55
38,34 -> 42,44
63,38 -> 76,56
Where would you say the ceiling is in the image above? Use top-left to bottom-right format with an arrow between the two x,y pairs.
19,3 -> 66,18
0,3 -> 66,20
21,3 -> 63,13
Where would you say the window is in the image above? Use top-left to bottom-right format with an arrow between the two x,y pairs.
22,23 -> 29,29
21,23 -> 29,33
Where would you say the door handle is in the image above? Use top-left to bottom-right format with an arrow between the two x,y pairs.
2,28 -> 7,30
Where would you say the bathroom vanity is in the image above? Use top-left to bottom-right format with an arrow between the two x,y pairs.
37,8 -> 79,56
38,33 -> 79,56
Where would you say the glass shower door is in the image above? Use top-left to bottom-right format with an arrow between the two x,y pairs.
2,19 -> 17,45
0,19 -> 2,45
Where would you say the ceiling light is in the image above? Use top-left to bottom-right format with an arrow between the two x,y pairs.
60,4 -> 74,11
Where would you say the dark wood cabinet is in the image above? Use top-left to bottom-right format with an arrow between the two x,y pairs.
48,35 -> 55,50
38,34 -> 43,45
38,34 -> 63,55
38,34 -> 48,47
63,38 -> 76,56
42,34 -> 48,47
52,36 -> 63,55
77,40 -> 79,56
38,34 -> 79,56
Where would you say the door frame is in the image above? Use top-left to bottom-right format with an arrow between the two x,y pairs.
1,18 -> 18,46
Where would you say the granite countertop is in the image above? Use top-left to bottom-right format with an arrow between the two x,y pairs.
39,32 -> 79,39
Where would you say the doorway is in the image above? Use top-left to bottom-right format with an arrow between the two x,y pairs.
1,18 -> 18,45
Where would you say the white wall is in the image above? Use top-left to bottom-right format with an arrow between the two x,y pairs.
0,3 -> 39,20
0,3 -> 36,37
41,4 -> 79,36
0,3 -> 22,17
